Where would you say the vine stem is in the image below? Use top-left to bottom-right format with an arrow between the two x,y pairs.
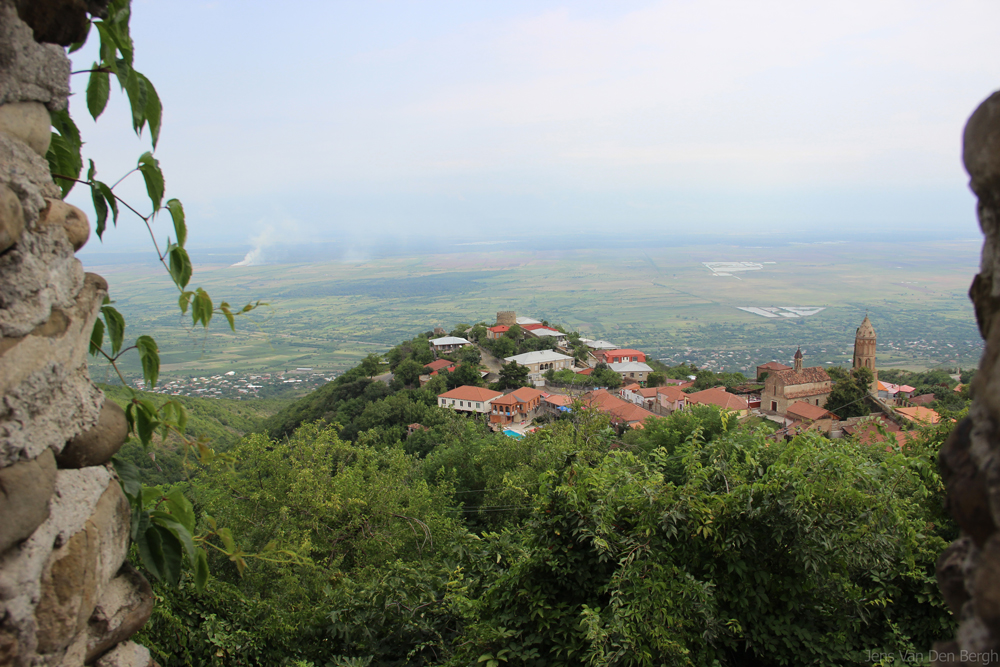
51,173 -> 167,266
70,67 -> 114,75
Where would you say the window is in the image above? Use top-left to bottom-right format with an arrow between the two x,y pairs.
771,401 -> 777,411
476,402 -> 481,408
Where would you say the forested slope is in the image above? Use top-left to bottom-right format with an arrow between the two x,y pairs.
126,348 -> 959,666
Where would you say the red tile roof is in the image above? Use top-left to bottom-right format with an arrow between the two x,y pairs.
896,406 -> 940,425
488,325 -> 510,332
758,361 -> 792,372
786,401 -> 836,421
438,386 -> 503,402
425,359 -> 454,371
599,349 -> 646,362
582,389 -> 657,425
785,387 -> 831,399
687,387 -> 749,411
492,387 -> 545,406
773,367 -> 831,385
910,394 -> 936,406
577,368 -> 594,376
656,386 -> 687,402
544,394 -> 572,406
843,418 -> 912,449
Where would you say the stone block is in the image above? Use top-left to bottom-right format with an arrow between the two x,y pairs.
0,131 -> 61,237
14,0 -> 92,46
86,563 -> 153,663
57,399 -> 128,469
0,271 -> 106,466
24,476 -> 129,660
0,272 -> 102,394
87,479 -> 131,593
0,101 -> 50,156
94,641 -> 154,667
0,628 -> 17,666
965,91 -> 1000,201
37,198 -> 89,251
0,2 -> 70,110
0,183 -> 23,253
33,520 -> 98,653
0,217 -> 83,340
0,466 -> 110,663
937,537 -> 972,615
0,448 -> 56,554
939,417 -> 996,547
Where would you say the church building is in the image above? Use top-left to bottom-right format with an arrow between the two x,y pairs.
761,348 -> 832,415
853,314 -> 878,391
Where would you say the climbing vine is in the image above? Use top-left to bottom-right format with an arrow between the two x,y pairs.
46,0 -> 274,590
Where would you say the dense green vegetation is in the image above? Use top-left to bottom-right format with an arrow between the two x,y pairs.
101,384 -> 289,486
128,344 -> 958,666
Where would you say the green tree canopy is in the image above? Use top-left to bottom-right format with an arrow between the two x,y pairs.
496,361 -> 530,390
825,366 -> 874,419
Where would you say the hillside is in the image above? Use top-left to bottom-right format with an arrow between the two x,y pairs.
101,384 -> 290,486
134,344 -> 959,666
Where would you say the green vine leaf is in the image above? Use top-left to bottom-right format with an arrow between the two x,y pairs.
134,399 -> 157,446
94,180 -> 119,239
101,304 -> 125,355
136,334 -> 160,389
86,62 -> 110,120
90,182 -> 108,238
192,288 -> 213,328
178,290 -> 193,315
166,198 -> 186,247
220,302 -> 235,332
45,109 -> 82,198
119,62 -> 147,134
89,317 -> 105,356
94,22 -> 118,74
194,548 -> 209,592
138,72 -> 161,147
137,151 -> 164,212
167,244 -> 192,288
112,456 -> 142,500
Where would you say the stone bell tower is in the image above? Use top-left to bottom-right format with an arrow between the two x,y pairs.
852,314 -> 878,390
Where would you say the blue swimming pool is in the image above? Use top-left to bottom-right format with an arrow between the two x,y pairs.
503,429 -> 524,439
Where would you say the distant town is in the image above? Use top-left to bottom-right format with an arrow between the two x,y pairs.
131,369 -> 333,399
424,311 -> 959,445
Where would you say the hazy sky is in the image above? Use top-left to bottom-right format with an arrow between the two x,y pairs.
70,0 -> 1000,258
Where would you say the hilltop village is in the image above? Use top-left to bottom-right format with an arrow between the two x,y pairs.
424,311 -> 959,445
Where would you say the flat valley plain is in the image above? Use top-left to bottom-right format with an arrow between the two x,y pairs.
87,239 -> 984,383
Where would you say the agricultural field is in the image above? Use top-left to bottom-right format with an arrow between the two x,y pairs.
85,239 -> 984,384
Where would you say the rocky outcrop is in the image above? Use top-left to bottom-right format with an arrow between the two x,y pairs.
0,1 -> 153,665
935,90 -> 1000,664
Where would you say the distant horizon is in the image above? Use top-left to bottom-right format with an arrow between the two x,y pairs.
79,230 -> 985,268
63,1 -> 998,256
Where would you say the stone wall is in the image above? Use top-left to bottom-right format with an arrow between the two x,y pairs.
0,2 -> 154,666
936,91 -> 1000,666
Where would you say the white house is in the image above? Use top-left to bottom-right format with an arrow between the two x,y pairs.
504,350 -> 574,379
438,386 -> 503,414
580,338 -> 618,350
430,336 -> 470,354
609,361 -> 653,382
